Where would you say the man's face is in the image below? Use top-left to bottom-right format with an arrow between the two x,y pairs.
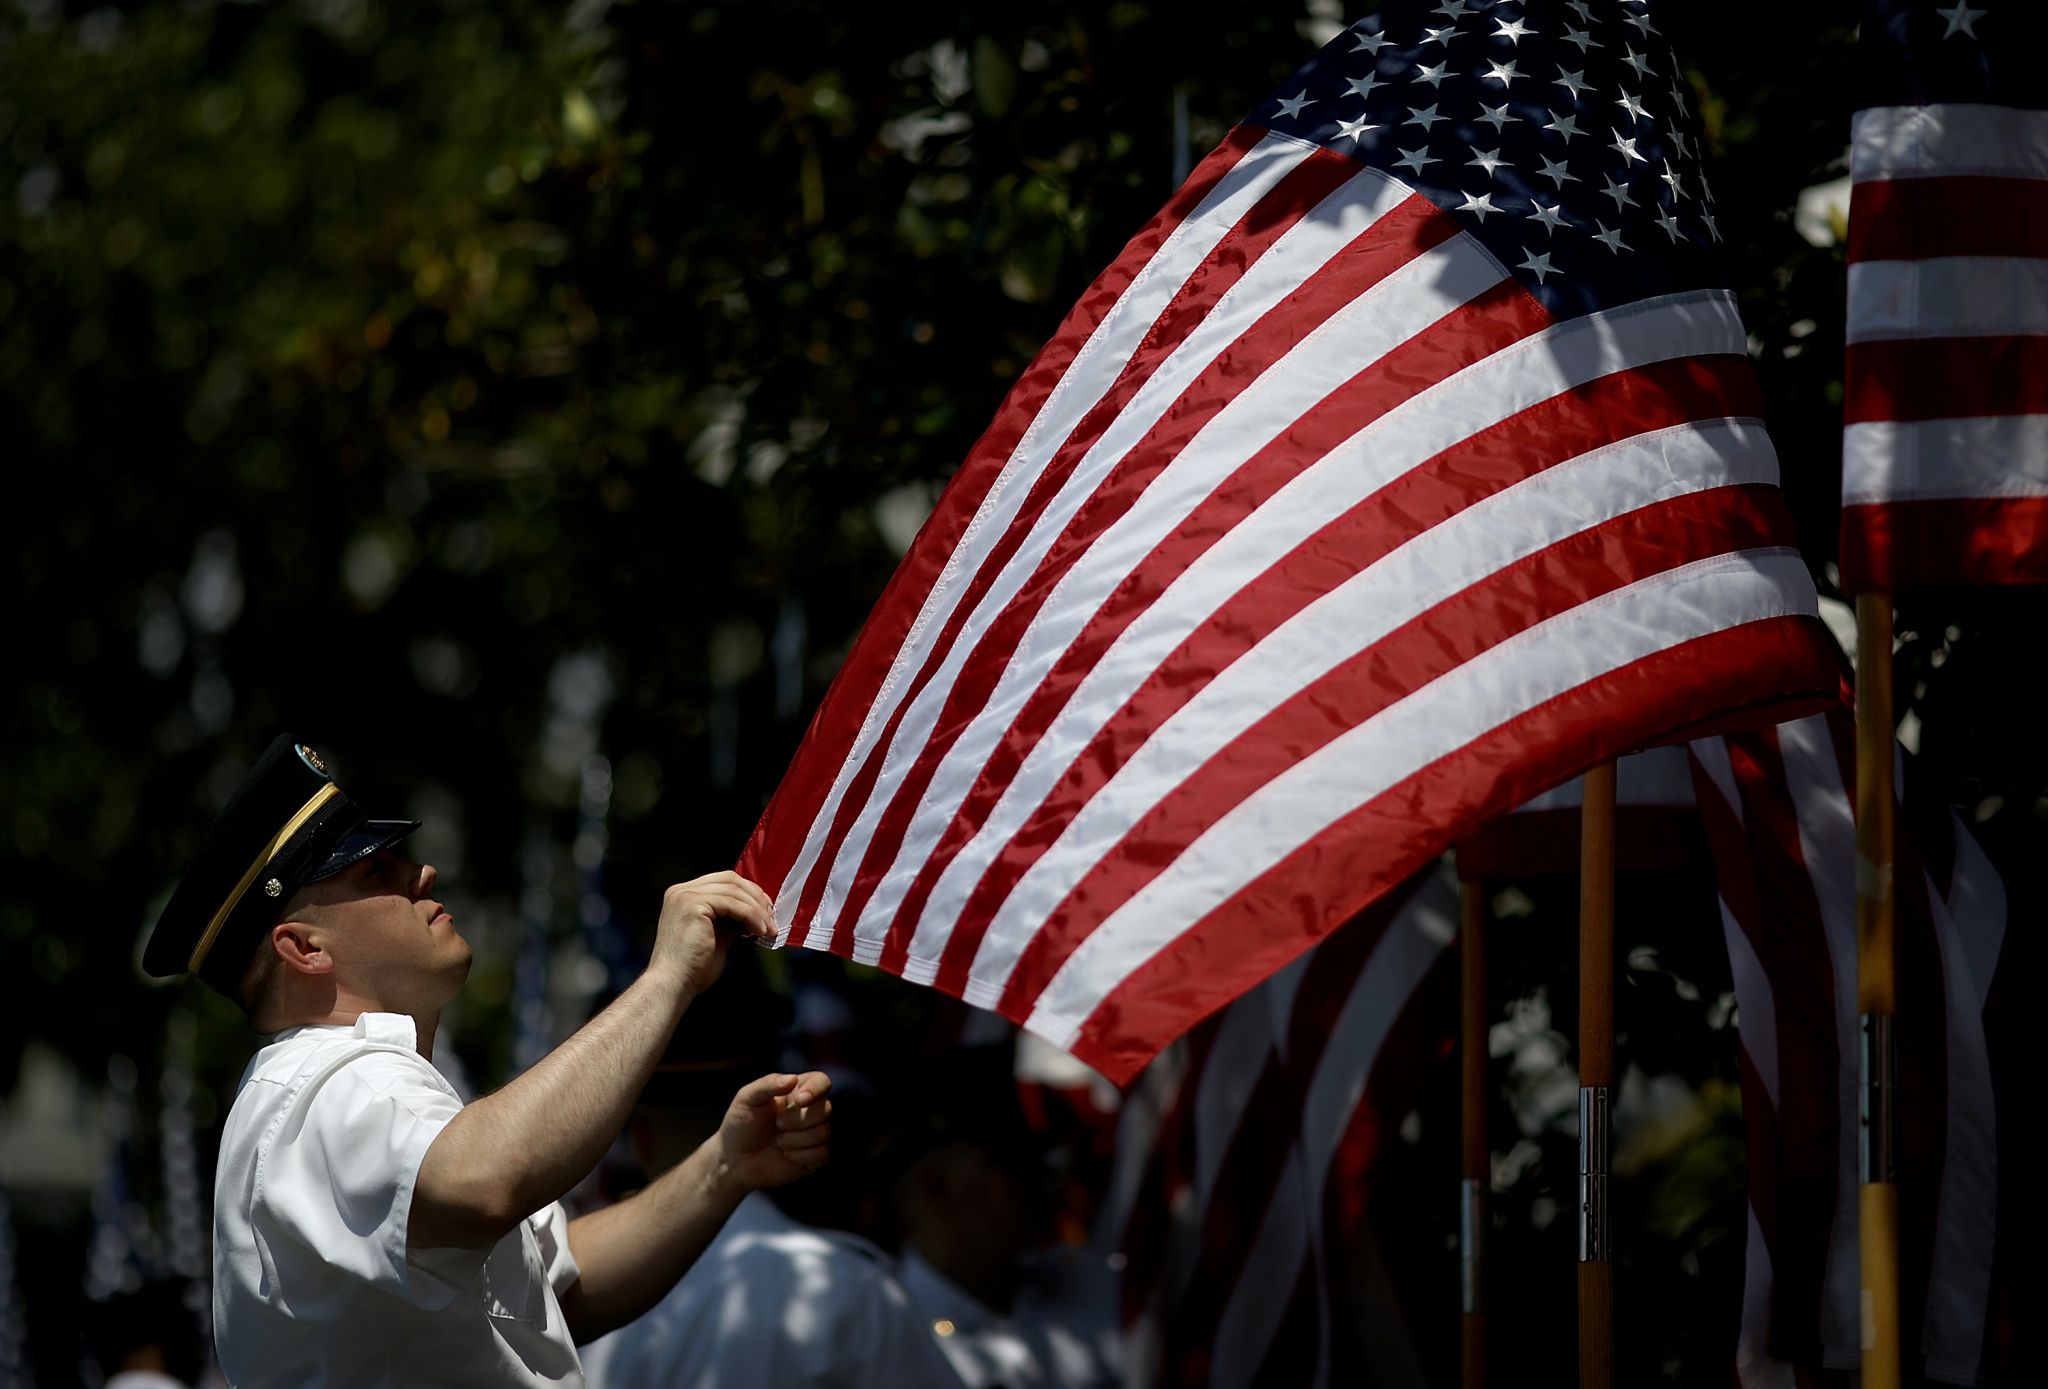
286,849 -> 472,1013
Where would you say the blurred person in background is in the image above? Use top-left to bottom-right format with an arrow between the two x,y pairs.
87,1279 -> 206,1389
888,1059 -> 1123,1389
141,734 -> 832,1387
580,950 -> 962,1388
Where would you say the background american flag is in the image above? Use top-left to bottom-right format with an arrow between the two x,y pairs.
1840,0 -> 2048,590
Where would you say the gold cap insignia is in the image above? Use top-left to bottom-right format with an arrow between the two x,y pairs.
296,744 -> 330,778
263,878 -> 284,897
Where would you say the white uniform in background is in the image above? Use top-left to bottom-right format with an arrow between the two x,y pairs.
581,1192 -> 961,1389
212,1013 -> 584,1388
900,1247 -> 1123,1389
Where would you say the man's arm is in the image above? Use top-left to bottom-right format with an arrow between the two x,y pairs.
557,1069 -> 832,1344
406,872 -> 775,1251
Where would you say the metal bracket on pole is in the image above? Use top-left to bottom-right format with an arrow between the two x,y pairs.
1579,1085 -> 1610,1262
1861,1013 -> 1896,1184
1460,1177 -> 1484,1314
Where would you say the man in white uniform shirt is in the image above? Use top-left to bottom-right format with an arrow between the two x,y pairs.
142,734 -> 831,1387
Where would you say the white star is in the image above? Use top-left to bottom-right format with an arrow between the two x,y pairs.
1483,60 -> 1521,86
1421,25 -> 1458,48
1936,4 -> 1985,40
1623,50 -> 1654,80
1610,131 -> 1647,164
1561,25 -> 1600,53
1623,9 -> 1656,34
1431,0 -> 1469,19
1567,0 -> 1596,21
1477,102 -> 1513,131
1670,82 -> 1691,116
1616,91 -> 1651,122
1345,72 -> 1385,102
1593,223 -> 1628,254
1404,103 -> 1447,132
1555,68 -> 1592,99
1536,155 -> 1579,188
1664,122 -> 1690,160
1660,165 -> 1685,199
1334,115 -> 1381,144
1274,90 -> 1315,120
1351,29 -> 1392,57
1518,248 -> 1559,283
1546,110 -> 1583,139
1702,208 -> 1722,241
1457,190 -> 1500,222
1468,147 -> 1507,176
1414,61 -> 1451,87
1655,209 -> 1686,243
1393,145 -> 1437,177
1602,175 -> 1635,211
1494,18 -> 1533,44
1526,201 -> 1569,233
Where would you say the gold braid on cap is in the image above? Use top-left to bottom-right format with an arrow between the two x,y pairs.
187,783 -> 342,972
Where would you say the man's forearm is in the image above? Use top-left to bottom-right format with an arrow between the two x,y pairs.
410,962 -> 693,1249
558,1137 -> 748,1344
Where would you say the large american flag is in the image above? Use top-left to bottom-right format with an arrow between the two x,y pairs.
1691,710 -> 2019,1387
741,0 -> 1837,1082
1840,0 -> 2048,590
1103,866 -> 1457,1388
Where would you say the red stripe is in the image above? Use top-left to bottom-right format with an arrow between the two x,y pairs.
783,146 -> 1365,948
1063,615 -> 1836,1083
1847,175 -> 2048,262
737,125 -> 1264,891
927,353 -> 1759,991
1839,495 -> 2048,591
807,192 -> 1464,964
1719,725 -> 1846,1363
1842,335 -> 2048,424
995,488 -> 1798,1021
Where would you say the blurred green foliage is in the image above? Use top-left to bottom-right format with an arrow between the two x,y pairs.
2,1 -> 2041,1384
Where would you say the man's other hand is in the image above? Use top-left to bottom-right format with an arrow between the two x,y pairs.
717,1072 -> 833,1191
650,872 -> 775,997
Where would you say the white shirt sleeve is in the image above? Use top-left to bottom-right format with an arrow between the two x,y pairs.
256,1047 -> 482,1311
525,1200 -> 581,1297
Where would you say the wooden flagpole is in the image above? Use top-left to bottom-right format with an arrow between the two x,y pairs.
1459,879 -> 1488,1389
1855,593 -> 1901,1389
1578,761 -> 1617,1389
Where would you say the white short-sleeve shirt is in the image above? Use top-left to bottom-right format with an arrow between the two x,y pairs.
212,1013 -> 583,1388
579,1192 -> 963,1389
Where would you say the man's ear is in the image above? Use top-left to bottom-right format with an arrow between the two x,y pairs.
270,920 -> 332,977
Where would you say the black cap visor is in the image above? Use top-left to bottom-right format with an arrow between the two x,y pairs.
306,819 -> 422,884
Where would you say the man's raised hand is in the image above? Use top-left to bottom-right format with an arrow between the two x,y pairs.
650,872 -> 775,998
716,1072 -> 833,1191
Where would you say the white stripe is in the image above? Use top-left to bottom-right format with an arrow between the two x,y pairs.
1851,103 -> 2048,182
1515,744 -> 1697,813
1023,549 -> 1815,1041
1772,715 -> 1864,1364
1720,897 -> 1782,1111
1843,415 -> 2048,503
1919,822 -> 2006,1380
1101,1041 -> 1187,1251
798,162 -> 1425,950
957,418 -> 1782,995
1688,736 -> 1745,828
1734,1206 -> 1799,1389
1210,1146 -> 1311,1387
1846,256 -> 2048,342
899,290 -> 1753,972
772,132 -> 1321,936
816,168 -> 1433,953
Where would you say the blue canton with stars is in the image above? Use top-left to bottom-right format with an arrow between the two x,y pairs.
1255,0 -> 1723,321
1859,1 -> 2047,111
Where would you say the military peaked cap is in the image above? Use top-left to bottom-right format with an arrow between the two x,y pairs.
144,734 -> 420,991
